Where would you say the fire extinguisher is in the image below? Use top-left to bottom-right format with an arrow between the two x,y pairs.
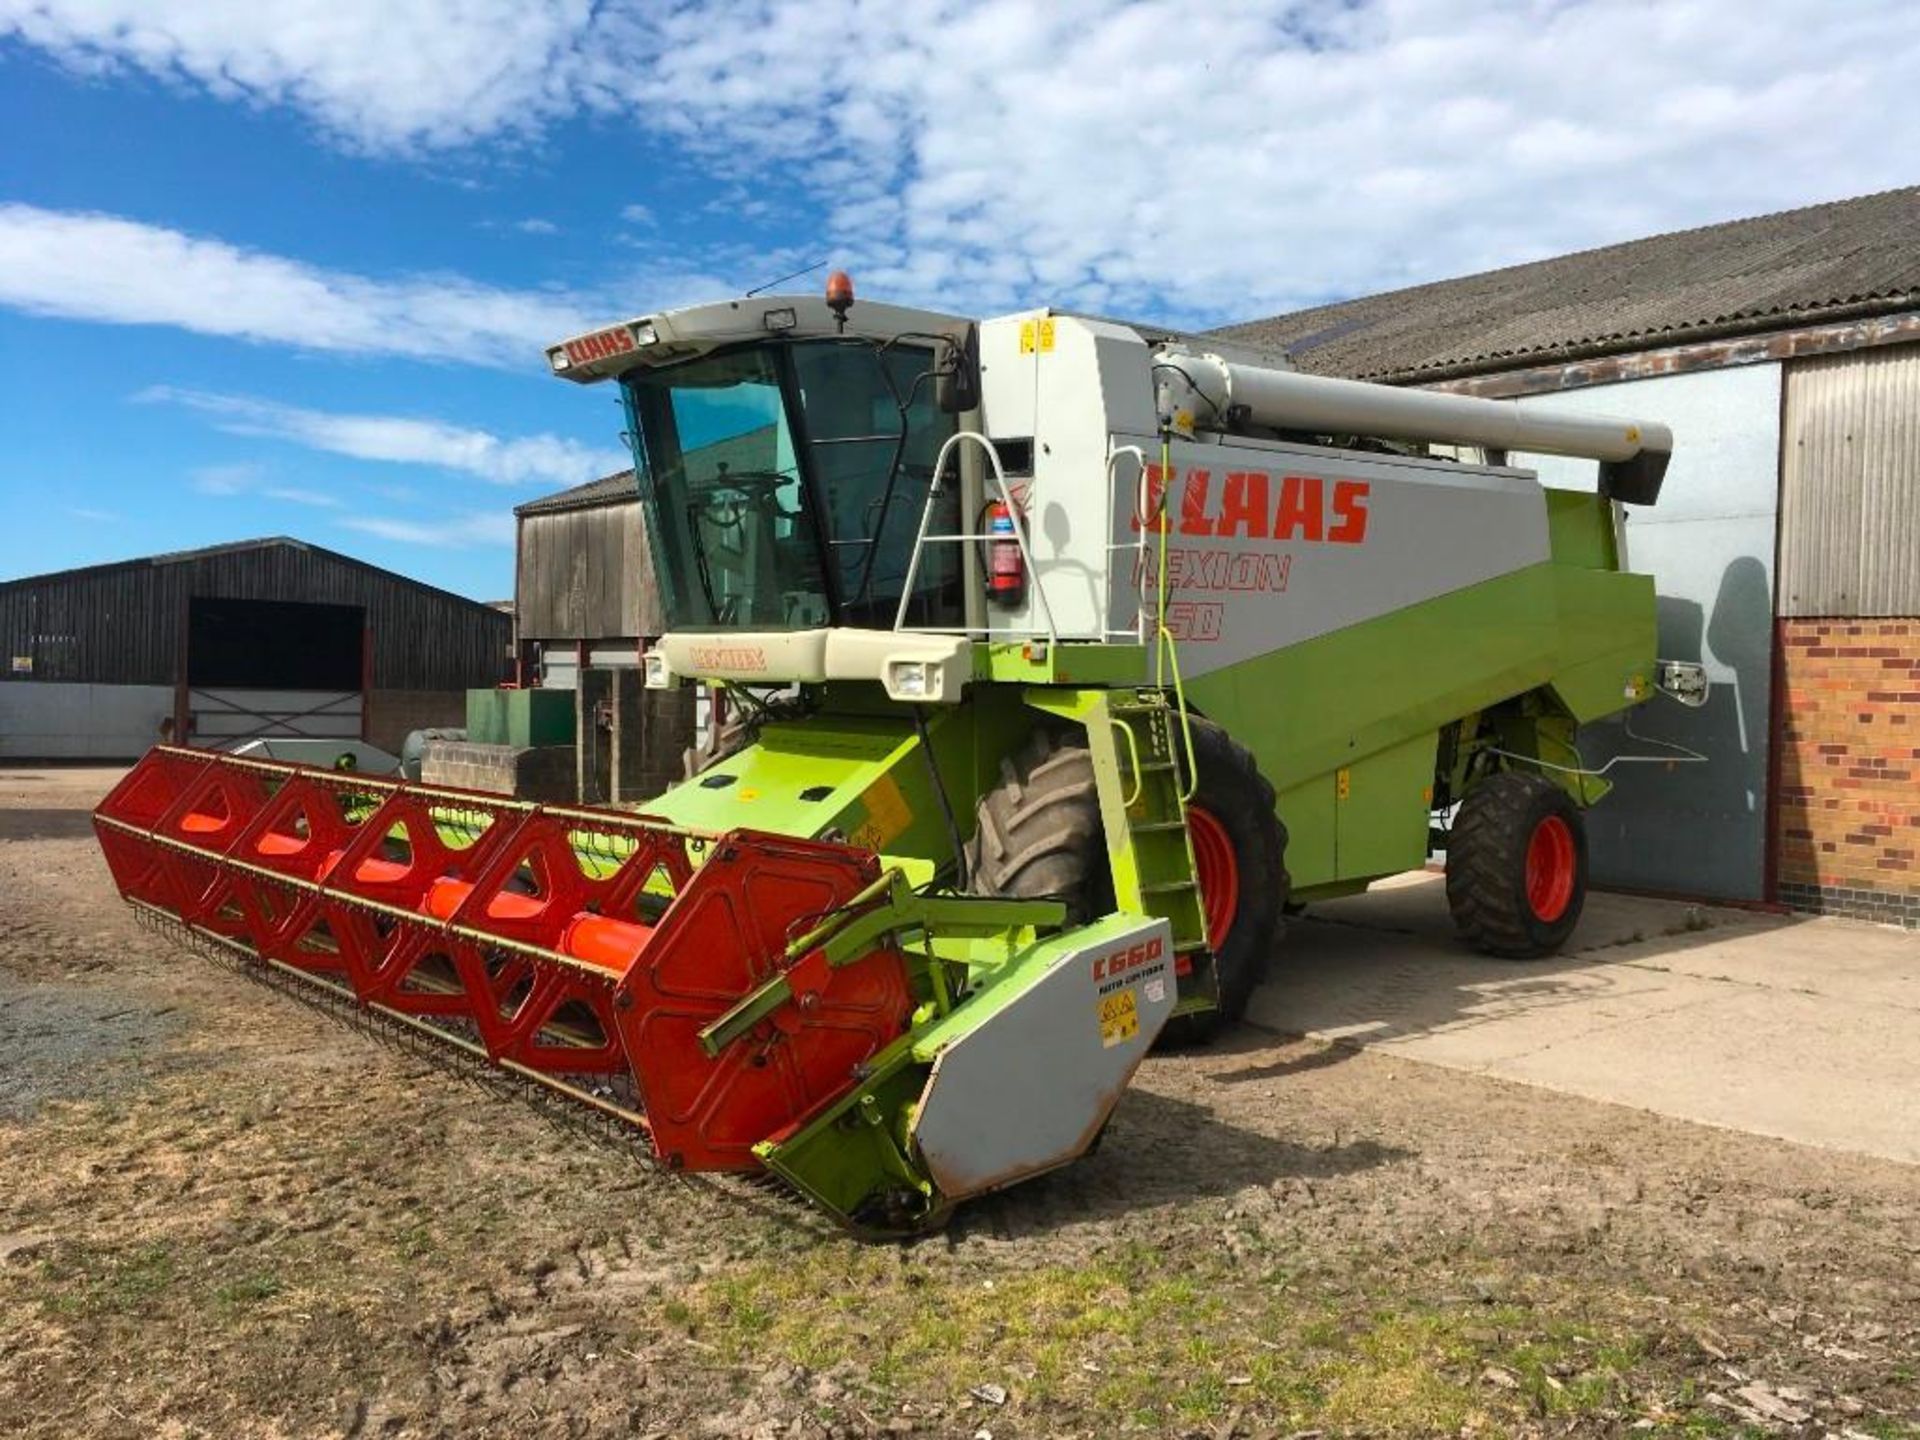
986,499 -> 1026,608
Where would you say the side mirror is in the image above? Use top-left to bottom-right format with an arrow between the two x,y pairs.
935,326 -> 981,414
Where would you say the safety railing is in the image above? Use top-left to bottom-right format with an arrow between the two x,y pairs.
893,430 -> 1060,644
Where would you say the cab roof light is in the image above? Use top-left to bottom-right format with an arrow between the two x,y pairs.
825,270 -> 854,331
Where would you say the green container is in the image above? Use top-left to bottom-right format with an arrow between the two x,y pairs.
464,687 -> 575,748
465,687 -> 508,745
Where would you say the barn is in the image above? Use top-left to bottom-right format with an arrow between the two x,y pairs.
498,470 -> 690,803
512,468 -> 664,688
0,536 -> 511,760
1221,185 -> 1920,926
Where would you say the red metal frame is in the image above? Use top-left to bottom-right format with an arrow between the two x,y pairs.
93,746 -> 911,1172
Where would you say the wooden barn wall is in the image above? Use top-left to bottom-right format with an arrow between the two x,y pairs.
0,547 -> 509,689
516,501 -> 665,642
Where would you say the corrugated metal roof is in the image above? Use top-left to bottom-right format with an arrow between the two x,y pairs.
1217,187 -> 1920,384
0,535 -> 494,612
515,471 -> 638,517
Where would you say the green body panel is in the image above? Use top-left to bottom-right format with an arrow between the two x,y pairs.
1544,489 -> 1621,572
1333,732 -> 1438,881
637,684 -> 1036,882
974,640 -> 1149,686
1182,556 -> 1654,894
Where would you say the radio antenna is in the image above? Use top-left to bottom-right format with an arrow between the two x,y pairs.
745,258 -> 828,298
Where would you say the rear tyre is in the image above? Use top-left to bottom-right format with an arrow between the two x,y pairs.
1445,770 -> 1587,958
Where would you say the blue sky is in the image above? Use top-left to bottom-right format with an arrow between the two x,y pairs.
2,1 -> 1916,599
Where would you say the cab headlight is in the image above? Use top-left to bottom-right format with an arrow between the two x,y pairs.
886,660 -> 932,699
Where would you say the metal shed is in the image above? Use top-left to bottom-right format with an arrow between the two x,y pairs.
0,537 -> 511,758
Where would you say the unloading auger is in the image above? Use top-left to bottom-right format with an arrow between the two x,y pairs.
98,273 -> 1701,1234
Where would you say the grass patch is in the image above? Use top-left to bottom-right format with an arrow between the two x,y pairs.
662,1238 -> 1693,1435
212,1273 -> 282,1312
35,1241 -> 176,1318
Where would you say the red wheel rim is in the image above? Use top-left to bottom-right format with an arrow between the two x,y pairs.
1525,814 -> 1576,923
1187,805 -> 1240,950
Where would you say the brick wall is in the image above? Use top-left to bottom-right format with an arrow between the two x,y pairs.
420,740 -> 578,803
1775,618 -> 1920,927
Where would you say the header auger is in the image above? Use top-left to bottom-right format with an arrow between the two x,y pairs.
94,744 -> 1168,1233
99,275 -> 1702,1234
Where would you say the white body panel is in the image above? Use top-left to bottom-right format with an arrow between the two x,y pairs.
1104,437 -> 1550,676
910,913 -> 1174,1202
973,313 -> 1553,662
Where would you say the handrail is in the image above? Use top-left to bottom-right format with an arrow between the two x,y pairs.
1104,444 -> 1151,643
893,429 -> 1060,643
1109,714 -> 1146,809
1148,434 -> 1201,800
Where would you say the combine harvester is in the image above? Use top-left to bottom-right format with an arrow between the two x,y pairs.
96,276 -> 1702,1234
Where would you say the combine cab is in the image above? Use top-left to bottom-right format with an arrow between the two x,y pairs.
97,275 -> 1703,1234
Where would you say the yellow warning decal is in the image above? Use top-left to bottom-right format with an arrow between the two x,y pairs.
1336,767 -> 1351,801
1098,988 -> 1139,1048
1018,320 -> 1036,354
850,771 -> 913,852
1037,317 -> 1056,353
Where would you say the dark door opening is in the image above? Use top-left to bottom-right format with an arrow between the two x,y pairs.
183,598 -> 367,745
187,597 -> 365,690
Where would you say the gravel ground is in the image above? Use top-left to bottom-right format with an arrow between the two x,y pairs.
1,764 -> 1916,1439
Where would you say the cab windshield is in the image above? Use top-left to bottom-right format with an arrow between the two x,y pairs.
621,340 -> 962,632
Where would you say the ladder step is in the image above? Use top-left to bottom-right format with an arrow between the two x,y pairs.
1127,819 -> 1189,833
1138,880 -> 1200,896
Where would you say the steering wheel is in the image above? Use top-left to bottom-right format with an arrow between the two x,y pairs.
692,467 -> 803,519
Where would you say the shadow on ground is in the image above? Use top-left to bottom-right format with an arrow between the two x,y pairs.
0,810 -> 98,842
1234,872 -> 1810,1080
951,1082 -> 1410,1241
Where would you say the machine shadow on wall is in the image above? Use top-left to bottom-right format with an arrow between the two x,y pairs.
1582,554 -> 1774,901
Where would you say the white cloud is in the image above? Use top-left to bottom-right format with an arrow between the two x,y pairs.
618,203 -> 654,226
513,217 -> 560,235
0,0 -> 593,151
340,512 -> 514,548
262,485 -> 342,507
0,203 -> 597,365
190,462 -> 265,496
191,460 -> 340,506
146,385 -> 625,486
5,2 -> 1919,324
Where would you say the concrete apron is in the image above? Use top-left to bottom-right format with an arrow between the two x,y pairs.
1248,872 -> 1920,1166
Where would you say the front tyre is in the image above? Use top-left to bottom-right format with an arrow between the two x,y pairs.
1157,718 -> 1287,1047
962,721 -> 1286,1047
1445,770 -> 1588,957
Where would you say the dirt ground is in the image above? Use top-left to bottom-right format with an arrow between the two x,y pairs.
2,766 -> 1916,1440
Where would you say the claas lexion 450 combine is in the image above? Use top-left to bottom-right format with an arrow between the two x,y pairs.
95,273 -> 1702,1235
